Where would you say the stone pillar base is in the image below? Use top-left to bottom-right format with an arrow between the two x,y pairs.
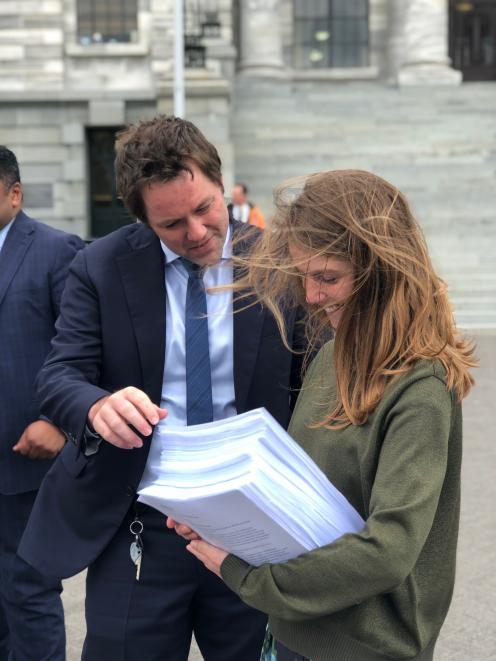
237,65 -> 288,79
398,63 -> 462,86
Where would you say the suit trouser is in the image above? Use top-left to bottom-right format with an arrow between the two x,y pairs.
83,502 -> 267,661
0,490 -> 65,661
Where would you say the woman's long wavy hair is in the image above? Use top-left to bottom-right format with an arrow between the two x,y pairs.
233,169 -> 476,428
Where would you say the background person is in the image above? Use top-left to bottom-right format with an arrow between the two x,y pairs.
228,182 -> 265,229
173,169 -> 476,661
0,145 -> 84,661
19,116 -> 304,661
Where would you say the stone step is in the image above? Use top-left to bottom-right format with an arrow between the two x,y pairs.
232,79 -> 496,329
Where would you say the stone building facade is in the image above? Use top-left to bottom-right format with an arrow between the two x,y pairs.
0,0 -> 493,238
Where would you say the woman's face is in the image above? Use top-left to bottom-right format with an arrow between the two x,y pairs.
289,245 -> 354,329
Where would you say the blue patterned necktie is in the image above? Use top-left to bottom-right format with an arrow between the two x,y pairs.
181,258 -> 214,425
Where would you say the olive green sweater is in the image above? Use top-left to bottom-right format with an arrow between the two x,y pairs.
222,341 -> 462,660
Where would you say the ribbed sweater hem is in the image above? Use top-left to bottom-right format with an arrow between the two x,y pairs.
270,619 -> 436,661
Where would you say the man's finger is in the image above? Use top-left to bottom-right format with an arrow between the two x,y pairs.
122,387 -> 163,427
94,417 -> 142,450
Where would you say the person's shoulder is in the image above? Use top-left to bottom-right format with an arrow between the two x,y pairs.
383,359 -> 453,414
231,219 -> 261,247
19,211 -> 84,249
84,221 -> 156,258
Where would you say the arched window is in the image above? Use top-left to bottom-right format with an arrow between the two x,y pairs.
77,0 -> 138,45
293,0 -> 369,69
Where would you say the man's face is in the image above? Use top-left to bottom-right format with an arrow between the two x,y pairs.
142,164 -> 229,267
231,185 -> 246,206
0,180 -> 21,229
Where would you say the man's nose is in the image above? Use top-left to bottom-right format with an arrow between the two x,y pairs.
186,218 -> 208,242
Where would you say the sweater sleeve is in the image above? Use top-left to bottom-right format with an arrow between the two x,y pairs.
221,374 -> 453,621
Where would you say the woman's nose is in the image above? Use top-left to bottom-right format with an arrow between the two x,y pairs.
305,280 -> 324,305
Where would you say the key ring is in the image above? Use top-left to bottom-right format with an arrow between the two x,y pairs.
129,520 -> 144,536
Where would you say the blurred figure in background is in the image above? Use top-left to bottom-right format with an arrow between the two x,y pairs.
228,182 -> 265,229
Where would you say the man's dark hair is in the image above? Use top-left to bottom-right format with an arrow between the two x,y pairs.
114,115 -> 223,223
0,146 -> 21,189
236,183 -> 248,195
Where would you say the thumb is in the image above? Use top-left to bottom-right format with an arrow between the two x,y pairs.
12,433 -> 25,452
156,406 -> 168,420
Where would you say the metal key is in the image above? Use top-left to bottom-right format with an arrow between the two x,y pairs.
135,549 -> 142,581
130,517 -> 144,582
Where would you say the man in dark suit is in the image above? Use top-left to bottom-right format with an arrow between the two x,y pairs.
19,117 -> 303,660
0,146 -> 84,660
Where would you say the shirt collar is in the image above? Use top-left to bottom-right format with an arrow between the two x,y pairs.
160,224 -> 232,264
0,216 -> 16,252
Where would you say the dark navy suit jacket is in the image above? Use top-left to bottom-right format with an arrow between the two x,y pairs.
0,211 -> 84,495
19,220 -> 303,577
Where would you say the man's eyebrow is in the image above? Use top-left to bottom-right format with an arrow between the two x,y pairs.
157,217 -> 183,227
157,196 -> 215,227
193,195 -> 214,211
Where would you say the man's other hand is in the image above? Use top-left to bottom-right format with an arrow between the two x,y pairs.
88,387 -> 167,450
13,420 -> 65,459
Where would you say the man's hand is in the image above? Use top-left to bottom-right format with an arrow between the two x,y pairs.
186,540 -> 229,579
13,420 -> 65,459
166,517 -> 202,541
88,387 -> 167,449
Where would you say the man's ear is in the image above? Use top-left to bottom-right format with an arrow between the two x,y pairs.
220,176 -> 225,195
10,182 -> 23,207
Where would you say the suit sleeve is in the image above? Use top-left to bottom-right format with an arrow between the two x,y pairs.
37,248 -> 110,448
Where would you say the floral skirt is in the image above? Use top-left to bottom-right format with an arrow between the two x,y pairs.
261,626 -> 312,661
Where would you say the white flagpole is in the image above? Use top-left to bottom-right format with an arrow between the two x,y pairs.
174,0 -> 185,117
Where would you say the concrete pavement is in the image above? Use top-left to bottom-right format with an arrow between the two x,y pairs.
61,333 -> 496,660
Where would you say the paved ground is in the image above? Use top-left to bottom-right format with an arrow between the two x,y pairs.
62,332 -> 496,660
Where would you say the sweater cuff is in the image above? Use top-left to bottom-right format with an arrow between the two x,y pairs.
220,554 -> 253,593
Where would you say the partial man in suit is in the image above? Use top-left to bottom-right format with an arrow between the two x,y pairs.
19,116 -> 304,660
0,146 -> 84,660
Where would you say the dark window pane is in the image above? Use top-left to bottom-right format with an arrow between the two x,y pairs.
293,0 -> 369,68
77,0 -> 137,44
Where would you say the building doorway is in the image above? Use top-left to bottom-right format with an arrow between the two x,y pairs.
87,127 -> 133,238
449,1 -> 496,80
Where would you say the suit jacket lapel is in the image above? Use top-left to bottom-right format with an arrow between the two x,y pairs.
0,212 -> 35,310
116,226 -> 166,404
232,222 -> 266,413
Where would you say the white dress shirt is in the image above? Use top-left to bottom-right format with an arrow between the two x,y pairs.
138,226 -> 236,488
231,203 -> 250,224
0,217 -> 15,253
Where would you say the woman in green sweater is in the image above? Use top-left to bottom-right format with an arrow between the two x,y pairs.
171,170 -> 476,660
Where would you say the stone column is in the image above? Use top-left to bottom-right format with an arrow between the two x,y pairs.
398,0 -> 461,85
237,0 -> 286,77
386,0 -> 409,82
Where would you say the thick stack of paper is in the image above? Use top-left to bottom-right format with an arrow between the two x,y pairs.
138,407 -> 364,566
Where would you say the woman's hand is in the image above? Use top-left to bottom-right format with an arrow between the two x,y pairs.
186,540 -> 229,578
166,517 -> 202,541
